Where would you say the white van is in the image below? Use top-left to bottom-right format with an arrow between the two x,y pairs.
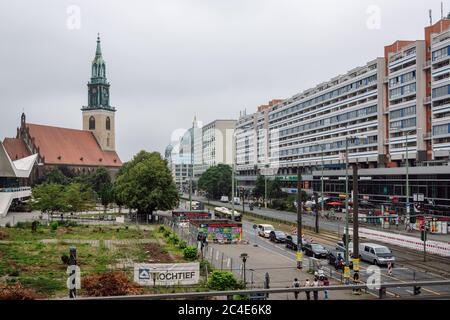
359,243 -> 395,266
258,224 -> 275,238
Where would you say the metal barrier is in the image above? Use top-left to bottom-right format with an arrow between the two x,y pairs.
74,279 -> 450,300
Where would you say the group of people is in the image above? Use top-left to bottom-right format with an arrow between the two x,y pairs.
292,275 -> 330,300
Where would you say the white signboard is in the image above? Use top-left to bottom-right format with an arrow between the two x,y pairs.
134,263 -> 200,286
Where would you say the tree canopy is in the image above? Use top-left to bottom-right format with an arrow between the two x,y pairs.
113,151 -> 179,215
198,164 -> 232,200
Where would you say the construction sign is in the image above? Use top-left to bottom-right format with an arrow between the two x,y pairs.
352,258 -> 360,271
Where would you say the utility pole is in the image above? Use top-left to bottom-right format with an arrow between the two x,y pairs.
352,164 -> 360,277
314,192 -> 319,233
242,187 -> 245,216
231,132 -> 236,222
296,166 -> 303,269
344,137 -> 350,266
321,146 -> 325,218
405,133 -> 410,229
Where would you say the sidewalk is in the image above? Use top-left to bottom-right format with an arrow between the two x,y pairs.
208,243 -> 372,300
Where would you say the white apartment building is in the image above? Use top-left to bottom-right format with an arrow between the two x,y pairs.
385,41 -> 428,163
431,27 -> 450,159
268,58 -> 386,173
196,120 -> 236,176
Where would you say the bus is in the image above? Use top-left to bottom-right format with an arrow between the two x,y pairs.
213,207 -> 242,222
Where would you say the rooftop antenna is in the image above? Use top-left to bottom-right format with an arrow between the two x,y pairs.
429,9 -> 433,26
441,2 -> 444,19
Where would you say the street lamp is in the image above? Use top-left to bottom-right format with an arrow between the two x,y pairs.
344,133 -> 367,267
404,128 -> 422,230
240,253 -> 249,287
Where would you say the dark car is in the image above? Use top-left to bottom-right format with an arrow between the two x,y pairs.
328,250 -> 353,270
269,230 -> 287,243
285,235 -> 309,251
304,243 -> 329,259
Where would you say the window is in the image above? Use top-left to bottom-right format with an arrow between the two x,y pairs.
106,117 -> 111,130
432,46 -> 450,61
89,116 -> 95,130
390,106 -> 416,120
432,85 -> 450,99
433,124 -> 450,136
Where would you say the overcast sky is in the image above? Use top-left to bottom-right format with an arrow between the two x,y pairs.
0,0 -> 446,161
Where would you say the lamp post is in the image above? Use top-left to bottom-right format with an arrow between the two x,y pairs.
296,164 -> 303,269
404,128 -> 421,230
321,144 -> 325,216
240,253 -> 248,287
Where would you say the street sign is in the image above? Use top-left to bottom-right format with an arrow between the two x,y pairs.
344,266 -> 350,278
296,251 -> 303,261
352,258 -> 360,272
134,263 -> 200,286
413,193 -> 424,202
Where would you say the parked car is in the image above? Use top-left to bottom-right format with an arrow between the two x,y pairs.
328,250 -> 353,270
232,197 -> 241,205
304,243 -> 329,259
269,230 -> 287,243
285,235 -> 309,251
258,224 -> 275,238
359,243 -> 395,266
220,196 -> 229,203
336,240 -> 354,257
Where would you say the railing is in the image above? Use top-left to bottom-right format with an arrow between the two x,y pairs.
0,187 -> 31,193
74,280 -> 450,300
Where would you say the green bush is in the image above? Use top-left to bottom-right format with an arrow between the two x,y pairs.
15,222 -> 32,229
207,271 -> 239,291
50,222 -> 58,231
183,246 -> 198,260
163,230 -> 172,238
5,223 -> 11,228
158,225 -> 166,233
178,240 -> 187,250
168,234 -> 179,245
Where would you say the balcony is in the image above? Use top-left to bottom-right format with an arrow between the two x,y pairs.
424,96 -> 431,105
423,60 -> 431,70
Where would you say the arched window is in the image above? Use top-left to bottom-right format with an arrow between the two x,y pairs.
89,116 -> 96,130
106,117 -> 111,130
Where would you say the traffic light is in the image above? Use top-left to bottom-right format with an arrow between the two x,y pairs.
421,230 -> 427,242
413,286 -> 421,295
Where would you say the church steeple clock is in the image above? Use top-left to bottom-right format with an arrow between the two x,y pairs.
82,34 -> 116,152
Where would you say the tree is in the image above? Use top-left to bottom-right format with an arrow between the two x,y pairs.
253,175 -> 266,199
31,183 -> 67,214
99,184 -> 114,213
267,179 -> 283,200
198,164 -> 232,200
113,151 -> 179,217
41,168 -> 70,185
90,167 -> 114,212
64,183 -> 95,214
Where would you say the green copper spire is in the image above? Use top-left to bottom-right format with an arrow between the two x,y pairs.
95,33 -> 102,57
82,34 -> 115,112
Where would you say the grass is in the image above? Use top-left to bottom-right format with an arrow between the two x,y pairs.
0,223 -> 204,298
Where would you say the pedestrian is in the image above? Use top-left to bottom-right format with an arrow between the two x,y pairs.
304,279 -> 311,300
292,278 -> 300,300
323,276 -> 330,299
313,277 -> 319,300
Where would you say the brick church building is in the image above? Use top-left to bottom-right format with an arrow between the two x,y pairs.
3,35 -> 122,182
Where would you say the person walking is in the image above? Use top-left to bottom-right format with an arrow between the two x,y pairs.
313,277 -> 319,300
304,279 -> 311,300
323,276 -> 330,300
292,278 -> 301,300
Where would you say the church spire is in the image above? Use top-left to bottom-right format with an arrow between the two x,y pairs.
96,33 -> 102,57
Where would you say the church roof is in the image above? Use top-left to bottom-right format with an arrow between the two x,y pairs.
24,123 -> 122,167
3,138 -> 31,160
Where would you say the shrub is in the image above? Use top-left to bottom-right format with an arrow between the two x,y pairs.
183,246 -> 198,260
50,222 -> 58,231
15,222 -> 32,229
168,234 -> 179,245
5,222 -> 11,228
0,283 -> 38,300
0,230 -> 8,240
207,271 -> 239,291
81,272 -> 142,297
163,230 -> 172,238
178,240 -> 187,250
61,254 -> 70,265
158,225 -> 166,233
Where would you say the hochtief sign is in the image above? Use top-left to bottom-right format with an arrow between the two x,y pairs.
134,263 -> 200,286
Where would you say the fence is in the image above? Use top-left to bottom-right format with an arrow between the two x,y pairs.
161,216 -> 264,288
